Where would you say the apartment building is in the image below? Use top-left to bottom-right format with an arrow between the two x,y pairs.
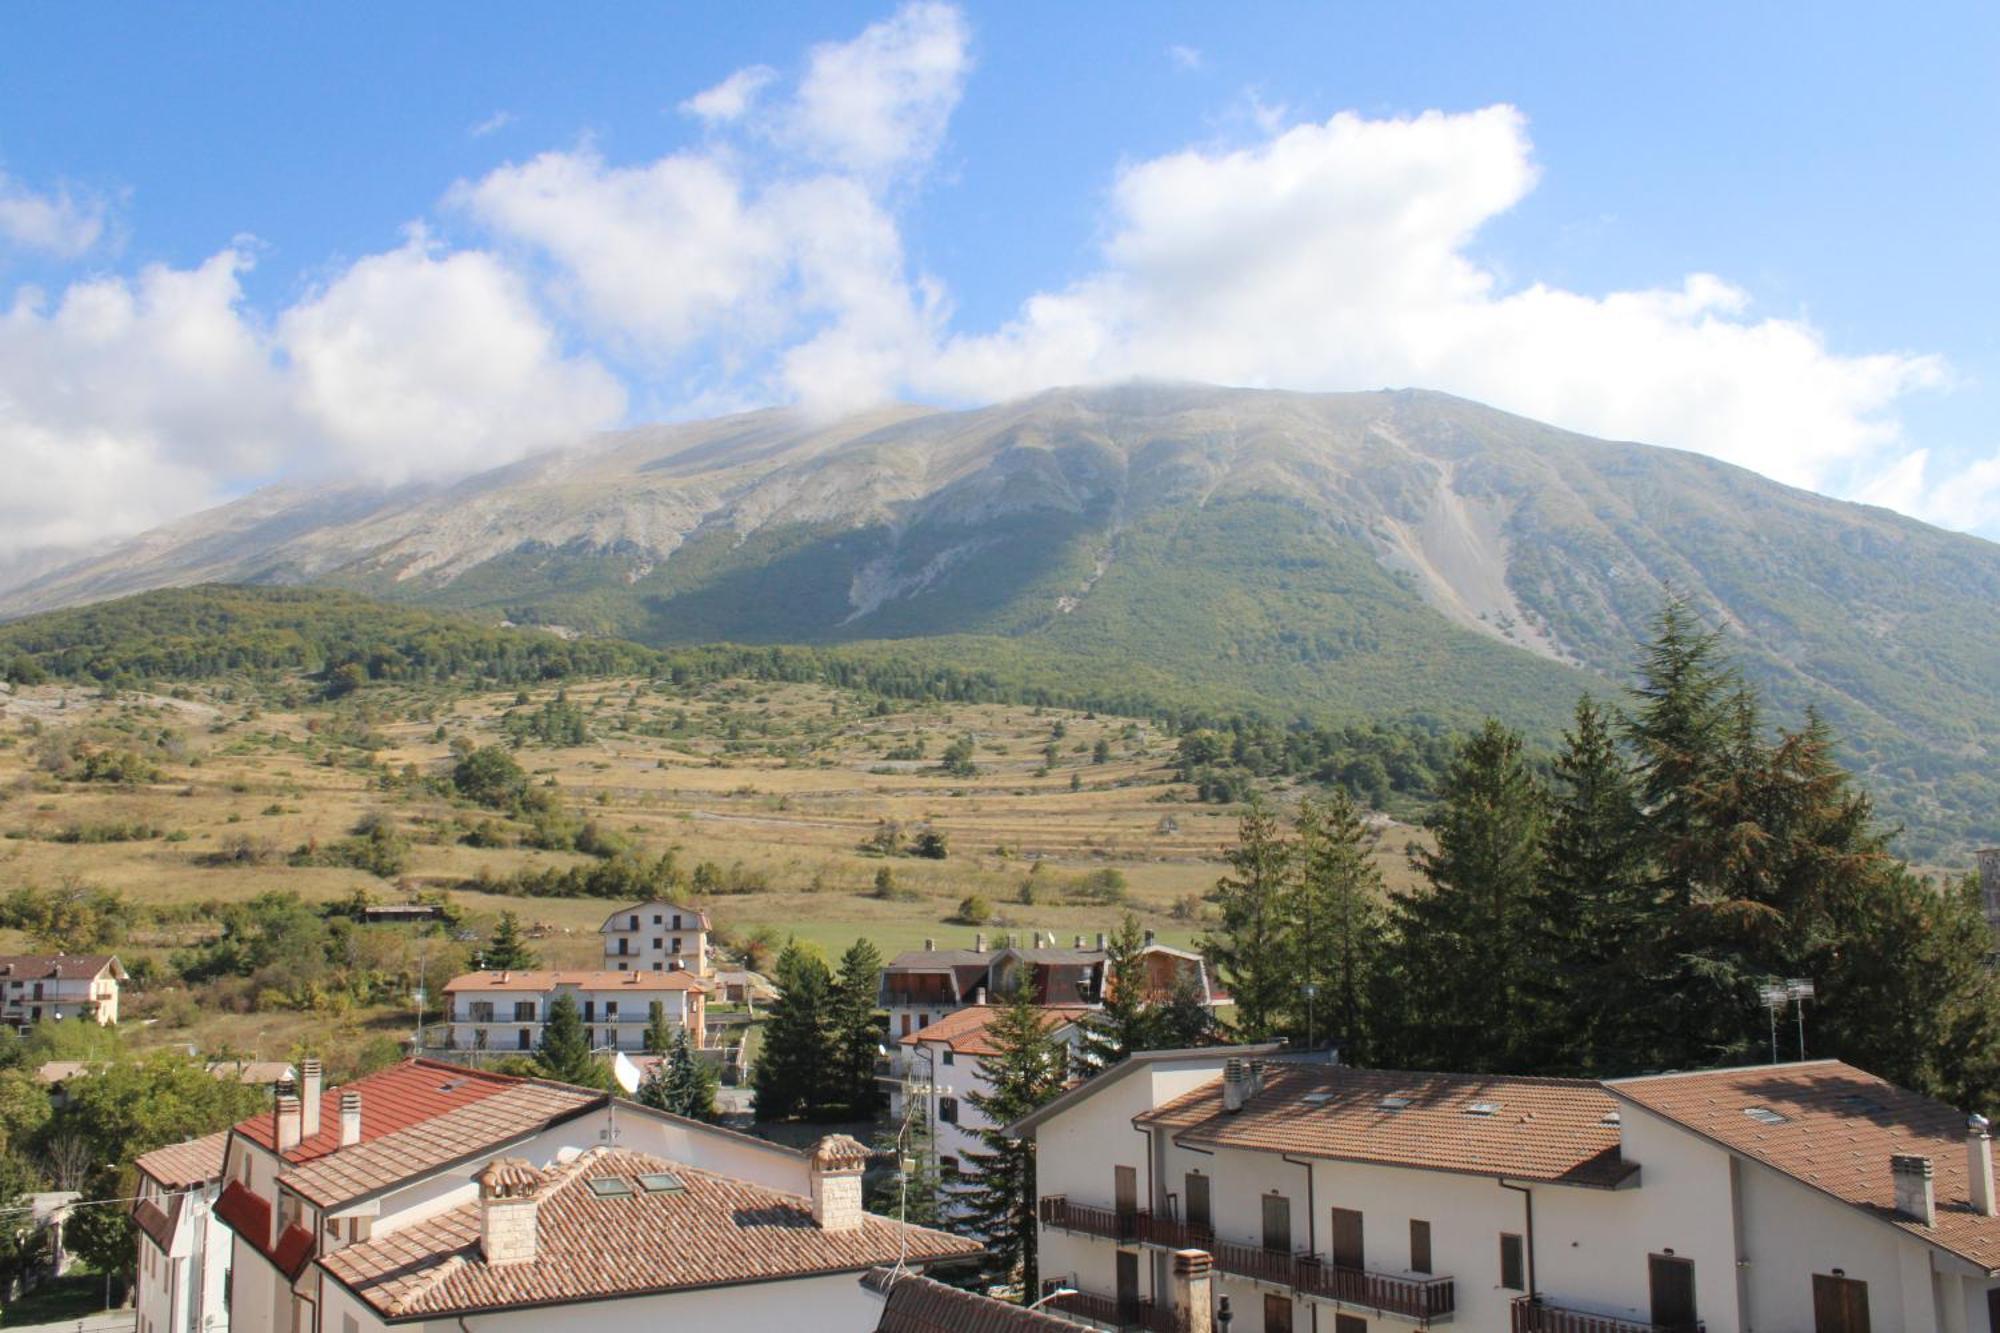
0,954 -> 125,1028
132,1132 -> 232,1333
441,968 -> 707,1053
1014,1052 -> 2000,1333
889,1004 -> 1091,1181
600,900 -> 711,975
214,1058 -> 976,1333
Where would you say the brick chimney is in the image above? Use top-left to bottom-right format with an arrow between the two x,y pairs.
339,1090 -> 363,1148
1892,1154 -> 1935,1226
1221,1059 -> 1247,1114
477,1159 -> 542,1265
275,1089 -> 302,1153
808,1135 -> 869,1232
1972,1115 -> 1996,1217
300,1058 -> 323,1141
1171,1249 -> 1214,1333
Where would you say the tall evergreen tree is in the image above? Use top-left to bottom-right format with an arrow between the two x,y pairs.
642,1000 -> 676,1055
637,1027 -> 719,1121
1289,793 -> 1386,1060
1624,598 -> 1735,908
1152,966 -> 1220,1050
535,991 -> 608,1088
482,911 -> 538,970
832,938 -> 887,1118
1205,802 -> 1294,1041
1385,720 -> 1547,1072
955,986 -> 1070,1300
1077,912 -> 1155,1073
753,942 -> 834,1121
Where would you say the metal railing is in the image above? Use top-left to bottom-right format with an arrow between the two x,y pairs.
1512,1297 -> 1700,1333
1046,1289 -> 1176,1332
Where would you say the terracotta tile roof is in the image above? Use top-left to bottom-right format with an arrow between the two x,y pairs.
869,1270 -> 1076,1331
215,1177 -> 316,1278
133,1197 -> 177,1253
1137,1062 -> 1633,1187
1611,1060 -> 2000,1271
444,969 -> 708,994
899,1004 -> 1092,1056
0,954 -> 124,981
135,1131 -> 229,1190
320,1146 -> 980,1320
280,1081 -> 601,1207
234,1059 -> 529,1163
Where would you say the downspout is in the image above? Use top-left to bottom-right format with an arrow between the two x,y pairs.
1499,1180 -> 1536,1298
1132,1116 -> 1160,1307
1282,1154 -> 1319,1333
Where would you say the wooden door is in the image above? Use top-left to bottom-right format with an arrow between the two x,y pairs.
1409,1219 -> 1432,1275
1263,1294 -> 1294,1333
1649,1255 -> 1696,1330
1814,1274 -> 1871,1333
1331,1207 -> 1364,1270
1262,1194 -> 1292,1253
1115,1250 -> 1140,1317
1185,1173 -> 1211,1232
1115,1164 -> 1138,1217
1986,1285 -> 2000,1333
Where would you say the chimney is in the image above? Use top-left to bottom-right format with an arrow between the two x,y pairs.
1144,929 -> 1157,947
1171,1249 -> 1214,1333
300,1058 -> 323,1140
1221,1059 -> 1247,1114
1892,1154 -> 1936,1226
275,1090 -> 302,1153
477,1159 -> 542,1264
339,1090 -> 363,1147
808,1135 -> 869,1232
923,938 -> 935,951
974,986 -> 988,1006
1246,1061 -> 1266,1100
1075,934 -> 1085,948
1096,932 -> 1108,950
975,932 -> 987,953
1972,1115 -> 1997,1217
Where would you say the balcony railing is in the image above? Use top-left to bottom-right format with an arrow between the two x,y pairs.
1512,1297 -> 1700,1333
1039,1196 -> 1454,1325
1045,1289 -> 1175,1333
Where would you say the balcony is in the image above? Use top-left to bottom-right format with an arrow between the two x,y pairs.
1038,1197 -> 1454,1326
1045,1289 -> 1175,1333
1512,1297 -> 1700,1333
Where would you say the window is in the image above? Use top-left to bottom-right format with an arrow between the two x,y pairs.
941,1050 -> 956,1066
1264,1294 -> 1295,1333
938,1096 -> 960,1124
618,962 -> 629,971
628,915 -> 639,929
1185,1173 -> 1211,1231
671,937 -> 683,953
653,914 -> 663,925
1333,1317 -> 1368,1333
673,914 -> 682,928
586,1177 -> 633,1198
517,1028 -> 531,1050
617,938 -> 630,955
605,1002 -> 618,1018
939,1156 -> 959,1176
1410,1219 -> 1432,1275
513,1001 -> 534,1021
1815,1273 -> 1870,1333
1330,1206 -> 1364,1269
1500,1233 -> 1526,1291
652,938 -> 663,950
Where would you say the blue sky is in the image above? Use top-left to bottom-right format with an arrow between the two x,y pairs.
2,1 -> 1995,568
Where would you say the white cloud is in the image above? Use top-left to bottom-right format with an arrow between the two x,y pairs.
787,1 -> 970,179
469,110 -> 516,138
1168,44 -> 1203,71
0,172 -> 109,258
681,66 -> 777,124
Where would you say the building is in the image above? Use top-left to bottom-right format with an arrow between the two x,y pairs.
600,900 -> 711,975
442,969 -> 708,1053
0,954 -> 126,1028
1013,1052 -> 2000,1333
132,1132 -> 232,1333
878,933 -> 1225,1048
213,1058 -> 976,1333
889,1004 -> 1092,1181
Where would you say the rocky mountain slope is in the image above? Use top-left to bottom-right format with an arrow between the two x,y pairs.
8,383 -> 1997,855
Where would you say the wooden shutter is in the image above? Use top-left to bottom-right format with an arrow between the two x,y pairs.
1499,1233 -> 1525,1291
1648,1255 -> 1696,1331
1331,1206 -> 1365,1269
1115,1164 -> 1138,1216
1263,1294 -> 1294,1333
1185,1173 -> 1211,1231
1814,1274 -> 1871,1333
1263,1194 -> 1292,1253
1409,1219 -> 1432,1275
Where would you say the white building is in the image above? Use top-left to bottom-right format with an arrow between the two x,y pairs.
889,1004 -> 1090,1181
600,901 -> 711,976
0,954 -> 125,1028
1013,1053 -> 2000,1333
133,1132 -> 232,1333
442,969 -> 708,1053
215,1058 -> 976,1333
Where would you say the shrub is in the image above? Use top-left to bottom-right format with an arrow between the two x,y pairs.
952,893 -> 993,926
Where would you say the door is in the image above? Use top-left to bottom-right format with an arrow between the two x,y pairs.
1814,1274 -> 1871,1333
1409,1219 -> 1432,1275
1987,1286 -> 2000,1333
1115,1165 -> 1139,1218
1185,1173 -> 1211,1233
1331,1206 -> 1364,1270
1116,1249 -> 1140,1319
1262,1194 -> 1292,1253
1334,1317 -> 1368,1333
1263,1294 -> 1294,1333
1649,1255 -> 1696,1331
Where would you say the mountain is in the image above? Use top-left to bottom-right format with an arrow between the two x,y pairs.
7,383 -> 1998,857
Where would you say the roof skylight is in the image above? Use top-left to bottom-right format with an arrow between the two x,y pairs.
586,1177 -> 634,1197
1301,1091 -> 1333,1106
637,1172 -> 686,1194
1464,1101 -> 1501,1117
1743,1106 -> 1789,1126
1379,1095 -> 1412,1111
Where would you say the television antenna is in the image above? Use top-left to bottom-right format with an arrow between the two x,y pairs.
1757,979 -> 1815,1062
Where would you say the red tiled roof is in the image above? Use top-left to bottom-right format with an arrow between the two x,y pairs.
1611,1060 -> 2000,1271
444,970 -> 708,993
0,954 -> 123,981
1137,1062 -> 1633,1188
215,1179 -> 271,1249
234,1059 -> 527,1163
132,1198 -> 177,1253
871,1270 -> 1076,1331
135,1132 -> 229,1190
272,1223 -> 317,1279
320,1146 -> 980,1320
899,1005 -> 1092,1056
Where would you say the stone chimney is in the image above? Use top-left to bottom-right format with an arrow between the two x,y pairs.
973,986 -> 988,1006
339,1090 -> 363,1147
1096,932 -> 1108,950
808,1135 -> 869,1232
1972,1116 -> 1997,1217
923,937 -> 935,952
975,932 -> 988,953
1246,1061 -> 1267,1100
1171,1249 -> 1214,1333
1144,928 -> 1157,947
1075,934 -> 1085,948
300,1058 -> 323,1140
1221,1059 -> 1247,1114
478,1159 -> 542,1264
1892,1154 -> 1935,1226
275,1089 -> 302,1152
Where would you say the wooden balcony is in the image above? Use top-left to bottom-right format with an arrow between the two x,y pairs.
1512,1297 -> 1700,1333
1045,1289 -> 1176,1332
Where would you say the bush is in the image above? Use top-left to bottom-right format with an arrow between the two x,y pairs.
952,893 -> 993,926
911,829 -> 949,860
452,746 -> 529,810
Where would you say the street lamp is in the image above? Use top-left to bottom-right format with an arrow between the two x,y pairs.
1028,1287 -> 1079,1310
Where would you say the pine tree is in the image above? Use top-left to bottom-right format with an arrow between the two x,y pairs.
482,911 -> 538,970
1290,792 -> 1386,1060
1385,720 -> 1547,1072
642,1000 -> 676,1055
753,942 -> 834,1121
1624,598 -> 1735,909
1077,912 -> 1155,1074
955,986 -> 1070,1300
535,991 -> 608,1088
637,1027 -> 719,1120
832,938 -> 887,1118
1151,966 -> 1220,1049
1205,802 -> 1294,1040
